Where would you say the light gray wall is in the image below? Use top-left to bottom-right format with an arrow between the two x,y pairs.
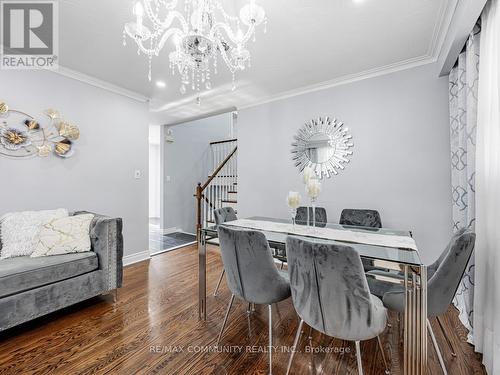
163,113 -> 232,233
238,63 -> 452,264
0,69 -> 149,257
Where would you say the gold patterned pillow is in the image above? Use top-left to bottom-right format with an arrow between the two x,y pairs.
31,214 -> 94,257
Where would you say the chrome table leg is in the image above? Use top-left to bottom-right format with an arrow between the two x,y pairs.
404,265 -> 427,375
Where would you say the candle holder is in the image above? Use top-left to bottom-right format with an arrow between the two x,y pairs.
291,208 -> 297,228
286,191 -> 301,228
305,178 -> 321,228
310,198 -> 316,228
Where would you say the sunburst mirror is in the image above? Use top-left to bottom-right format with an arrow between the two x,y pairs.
291,116 -> 354,179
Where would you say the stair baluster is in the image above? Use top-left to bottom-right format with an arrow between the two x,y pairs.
195,139 -> 237,240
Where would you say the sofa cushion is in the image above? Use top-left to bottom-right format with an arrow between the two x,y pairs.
31,214 -> 94,257
0,252 -> 98,298
0,209 -> 68,259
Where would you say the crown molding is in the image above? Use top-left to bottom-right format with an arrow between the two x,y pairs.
52,66 -> 150,103
239,54 -> 436,111
238,0 -> 455,111
427,0 -> 459,60
437,0 -> 487,76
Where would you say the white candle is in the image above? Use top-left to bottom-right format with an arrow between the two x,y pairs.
306,178 -> 321,199
287,191 -> 301,209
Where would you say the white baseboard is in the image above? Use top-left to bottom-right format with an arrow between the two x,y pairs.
123,250 -> 151,266
150,241 -> 197,256
161,227 -> 181,235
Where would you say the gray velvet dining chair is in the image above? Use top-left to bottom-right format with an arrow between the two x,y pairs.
216,225 -> 291,375
339,208 -> 382,228
213,207 -> 238,296
295,206 -> 327,227
285,236 -> 389,375
367,229 -> 475,375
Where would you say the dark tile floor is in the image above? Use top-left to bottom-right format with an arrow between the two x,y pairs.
149,231 -> 197,254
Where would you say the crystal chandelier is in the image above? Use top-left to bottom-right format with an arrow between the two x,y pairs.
123,0 -> 267,96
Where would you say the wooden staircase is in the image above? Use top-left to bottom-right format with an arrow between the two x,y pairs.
195,139 -> 237,235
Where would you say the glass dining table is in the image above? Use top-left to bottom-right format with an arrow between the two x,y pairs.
199,217 -> 427,375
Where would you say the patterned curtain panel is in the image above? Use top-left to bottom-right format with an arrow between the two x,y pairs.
449,29 -> 480,342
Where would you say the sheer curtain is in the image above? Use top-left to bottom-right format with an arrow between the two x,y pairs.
449,28 -> 479,342
473,0 -> 500,373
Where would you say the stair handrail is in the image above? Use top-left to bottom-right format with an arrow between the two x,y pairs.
195,144 -> 237,240
210,138 -> 237,146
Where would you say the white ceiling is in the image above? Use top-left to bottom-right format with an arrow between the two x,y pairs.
59,0 -> 453,123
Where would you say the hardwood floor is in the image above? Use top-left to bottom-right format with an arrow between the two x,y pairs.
0,244 -> 486,375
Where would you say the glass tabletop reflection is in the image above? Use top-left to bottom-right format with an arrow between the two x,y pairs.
202,216 -> 422,266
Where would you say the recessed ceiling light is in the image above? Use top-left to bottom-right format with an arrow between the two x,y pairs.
156,80 -> 166,88
352,0 -> 365,3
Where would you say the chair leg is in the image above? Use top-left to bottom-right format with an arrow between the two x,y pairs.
427,319 -> 448,375
268,304 -> 273,375
436,316 -> 457,357
355,341 -> 364,375
376,336 -> 390,374
247,302 -> 256,313
213,269 -> 225,296
286,319 -> 304,375
216,294 -> 235,346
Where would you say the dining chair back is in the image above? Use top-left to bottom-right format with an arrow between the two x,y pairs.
339,209 -> 382,228
214,207 -> 237,225
383,228 -> 476,317
212,207 -> 238,296
295,206 -> 327,227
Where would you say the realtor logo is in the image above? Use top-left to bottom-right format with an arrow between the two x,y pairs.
1,1 -> 58,69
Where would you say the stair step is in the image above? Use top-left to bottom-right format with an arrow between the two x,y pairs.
221,199 -> 237,204
228,191 -> 237,194
207,237 -> 220,245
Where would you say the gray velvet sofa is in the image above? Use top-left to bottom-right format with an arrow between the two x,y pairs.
0,211 -> 123,332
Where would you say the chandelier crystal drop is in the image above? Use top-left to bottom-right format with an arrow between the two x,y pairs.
123,0 -> 267,95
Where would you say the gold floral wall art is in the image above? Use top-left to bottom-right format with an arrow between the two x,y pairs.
0,101 -> 80,159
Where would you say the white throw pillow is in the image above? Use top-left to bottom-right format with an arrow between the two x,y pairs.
31,214 -> 95,257
0,209 -> 68,259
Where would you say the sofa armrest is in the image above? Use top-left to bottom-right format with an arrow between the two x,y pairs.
73,211 -> 123,291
